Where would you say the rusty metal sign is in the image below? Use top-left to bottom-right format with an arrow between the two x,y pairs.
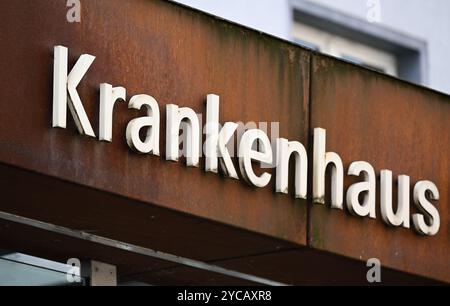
0,0 -> 448,283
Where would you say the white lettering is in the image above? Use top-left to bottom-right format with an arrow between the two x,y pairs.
239,129 -> 272,188
275,138 -> 307,199
53,45 -> 96,137
313,128 -> 344,209
126,95 -> 160,155
413,181 -> 440,236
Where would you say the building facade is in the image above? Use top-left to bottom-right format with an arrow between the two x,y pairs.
0,0 -> 448,286
175,0 -> 450,94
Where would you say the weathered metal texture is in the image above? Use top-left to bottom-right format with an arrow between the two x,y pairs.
310,54 -> 450,282
0,0 -> 448,284
0,0 -> 309,245
1,211 -> 441,285
0,163 -> 298,264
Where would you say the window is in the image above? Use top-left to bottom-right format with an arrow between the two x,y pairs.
293,22 -> 398,77
290,0 -> 427,86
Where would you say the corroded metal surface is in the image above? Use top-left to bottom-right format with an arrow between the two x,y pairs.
310,54 -> 449,282
0,0 -> 448,283
0,0 -> 309,245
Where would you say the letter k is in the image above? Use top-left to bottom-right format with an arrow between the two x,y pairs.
53,45 -> 96,137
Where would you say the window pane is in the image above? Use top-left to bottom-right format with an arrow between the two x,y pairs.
0,252 -> 85,286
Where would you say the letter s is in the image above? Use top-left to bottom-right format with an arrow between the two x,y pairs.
412,181 -> 440,236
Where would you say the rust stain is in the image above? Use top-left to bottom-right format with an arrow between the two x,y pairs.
310,53 -> 450,283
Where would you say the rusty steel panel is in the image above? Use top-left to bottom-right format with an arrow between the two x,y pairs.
309,54 -> 450,282
0,0 -> 309,244
0,0 -> 448,284
0,163 -> 298,263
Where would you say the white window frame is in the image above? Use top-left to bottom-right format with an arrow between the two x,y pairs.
292,22 -> 398,76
